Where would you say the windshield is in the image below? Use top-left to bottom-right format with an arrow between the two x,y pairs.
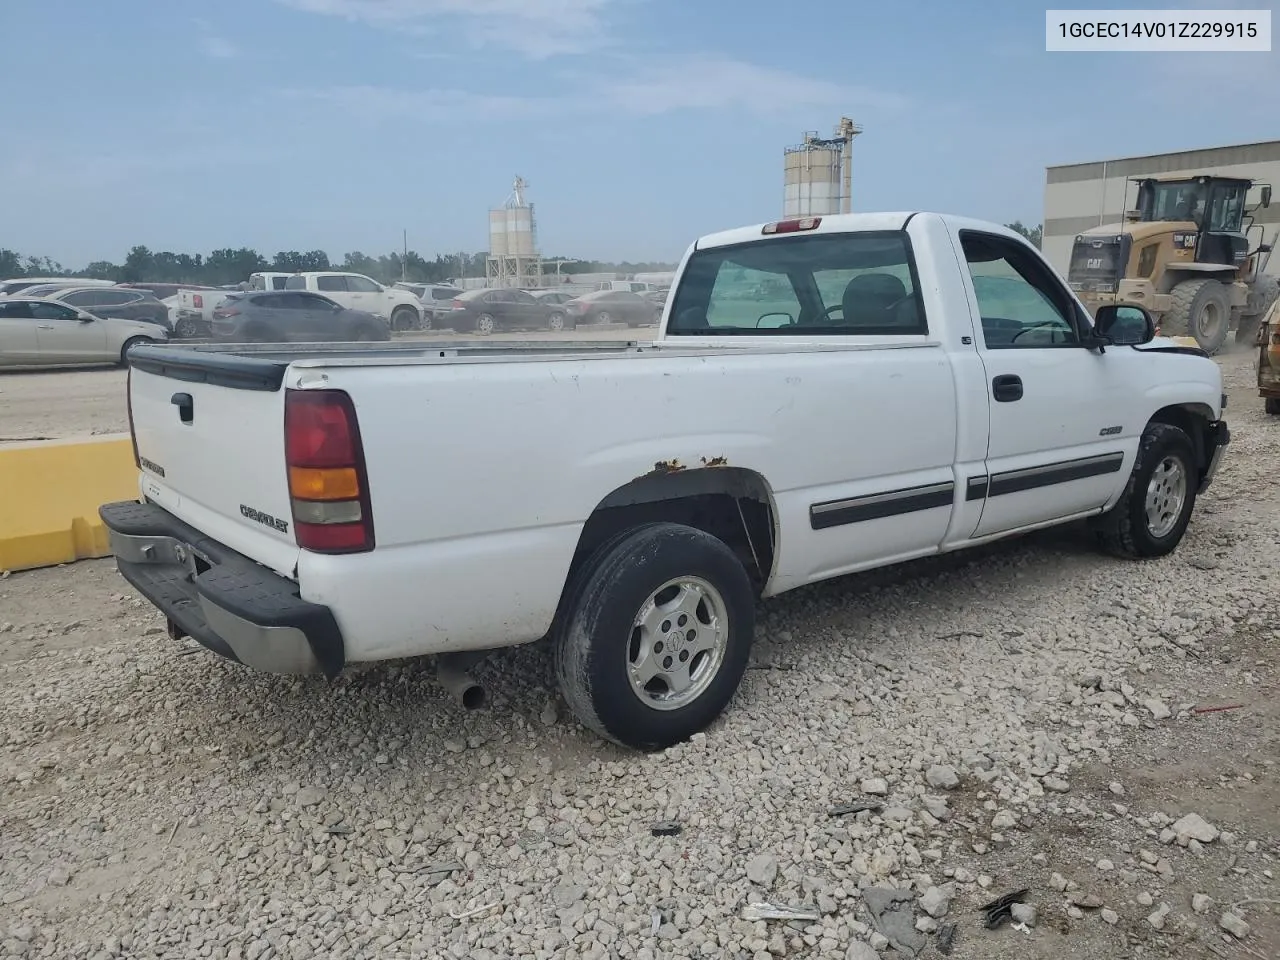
1142,181 -> 1206,224
666,230 -> 927,336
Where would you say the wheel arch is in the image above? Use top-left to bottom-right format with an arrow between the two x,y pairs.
1147,402 -> 1217,478
563,465 -> 780,601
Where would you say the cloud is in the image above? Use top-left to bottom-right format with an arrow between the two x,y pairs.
273,0 -> 619,57
599,56 -> 909,117
193,18 -> 239,59
276,84 -> 557,122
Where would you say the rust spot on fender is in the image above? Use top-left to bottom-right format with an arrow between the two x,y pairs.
650,458 -> 686,474
699,455 -> 729,467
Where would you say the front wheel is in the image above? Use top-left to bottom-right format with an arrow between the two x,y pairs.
119,336 -> 154,366
547,312 -> 566,332
595,310 -> 612,325
474,313 -> 496,335
554,522 -> 756,751
1092,422 -> 1198,559
174,317 -> 200,338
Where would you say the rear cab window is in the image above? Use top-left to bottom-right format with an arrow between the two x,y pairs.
666,229 -> 928,336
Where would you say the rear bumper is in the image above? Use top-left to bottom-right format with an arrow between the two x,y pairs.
100,500 -> 345,677
1200,420 -> 1230,492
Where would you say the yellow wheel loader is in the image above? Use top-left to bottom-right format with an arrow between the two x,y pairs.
1068,175 -> 1277,355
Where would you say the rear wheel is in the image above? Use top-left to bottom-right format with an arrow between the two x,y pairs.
554,522 -> 756,750
1092,422 -> 1198,559
1165,278 -> 1231,354
390,306 -> 418,332
174,317 -> 200,338
352,322 -> 386,342
475,314 -> 496,335
548,312 -> 566,332
596,310 -> 612,325
119,336 -> 153,366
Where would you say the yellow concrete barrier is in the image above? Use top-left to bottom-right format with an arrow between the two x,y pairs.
0,434 -> 137,573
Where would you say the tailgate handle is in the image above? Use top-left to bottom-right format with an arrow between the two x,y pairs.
171,392 -> 194,424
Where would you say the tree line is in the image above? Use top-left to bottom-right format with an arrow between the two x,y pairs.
0,246 -> 678,288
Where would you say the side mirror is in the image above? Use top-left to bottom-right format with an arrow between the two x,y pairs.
1262,185 -> 1272,208
1094,303 -> 1155,346
78,314 -> 95,323
755,312 -> 794,329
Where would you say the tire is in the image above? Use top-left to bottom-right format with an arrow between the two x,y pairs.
547,311 -> 566,332
1165,279 -> 1231,355
596,311 -> 612,325
475,314 -> 496,335
390,306 -> 418,332
1266,398 -> 1280,416
174,317 -> 200,339
554,522 -> 756,751
352,322 -> 388,342
1238,276 -> 1280,344
119,336 -> 153,366
1092,422 -> 1199,559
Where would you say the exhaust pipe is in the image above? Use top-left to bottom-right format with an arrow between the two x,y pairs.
437,653 -> 486,710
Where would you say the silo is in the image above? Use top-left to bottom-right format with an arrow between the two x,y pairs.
488,209 -> 509,257
504,204 -> 535,257
782,119 -> 862,219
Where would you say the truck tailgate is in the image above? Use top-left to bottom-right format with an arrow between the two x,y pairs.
129,360 -> 300,578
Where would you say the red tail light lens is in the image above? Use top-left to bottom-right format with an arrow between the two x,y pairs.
450,299 -> 463,309
213,307 -> 240,319
762,217 -> 822,235
284,390 -> 374,553
193,294 -> 204,308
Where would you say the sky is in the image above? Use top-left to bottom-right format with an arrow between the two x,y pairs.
1,0 -> 1276,268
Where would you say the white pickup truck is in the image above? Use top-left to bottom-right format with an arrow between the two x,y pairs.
284,272 -> 424,331
101,211 -> 1229,750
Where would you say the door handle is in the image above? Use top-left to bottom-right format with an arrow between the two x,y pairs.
37,324 -> 54,330
171,392 -> 194,424
992,374 -> 1023,402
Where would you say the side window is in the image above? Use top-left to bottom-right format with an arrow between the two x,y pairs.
63,291 -> 100,307
301,294 -> 335,309
702,266 -> 804,329
316,276 -> 346,292
960,232 -> 1080,348
346,275 -> 381,293
0,301 -> 34,319
30,302 -> 80,321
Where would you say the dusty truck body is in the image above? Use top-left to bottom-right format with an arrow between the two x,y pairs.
101,211 -> 1229,749
1257,297 -> 1280,415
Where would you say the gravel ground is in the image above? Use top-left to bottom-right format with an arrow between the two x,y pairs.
0,328 -> 648,441
1,346 -> 1277,960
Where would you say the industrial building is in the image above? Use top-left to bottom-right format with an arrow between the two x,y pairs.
486,176 -> 544,288
783,118 -> 861,218
1043,139 -> 1280,277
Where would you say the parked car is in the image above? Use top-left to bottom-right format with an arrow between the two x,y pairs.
0,277 -> 115,297
248,272 -> 294,292
117,282 -> 218,302
566,290 -> 661,327
17,282 -> 99,299
0,297 -> 166,368
393,283 -> 463,328
49,286 -> 174,332
210,291 -> 391,342
100,211 -> 1228,750
284,273 -> 422,331
443,288 -> 566,333
530,290 -> 577,307
594,280 -> 661,293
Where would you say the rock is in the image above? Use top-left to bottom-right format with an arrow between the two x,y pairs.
1049,873 -> 1069,892
1010,903 -> 1037,928
1192,894 -> 1212,915
1137,893 -> 1154,907
861,778 -> 889,797
746,853 -> 778,887
551,883 -> 585,909
295,786 -> 325,807
919,886 -> 950,919
991,810 -> 1018,831
812,682 -> 843,701
1219,912 -> 1251,939
1171,813 -> 1219,845
1108,782 -> 1125,797
1144,699 -> 1172,720
915,916 -> 938,934
925,765 -> 960,790
1096,859 -> 1115,871
1101,909 -> 1119,925
539,700 -> 558,726
1147,904 -> 1170,930
845,944 -> 878,960
1043,776 -> 1071,793
1072,894 -> 1103,910
862,886 -> 927,957
923,796 -> 951,821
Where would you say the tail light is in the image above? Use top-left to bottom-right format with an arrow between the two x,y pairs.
762,217 -> 822,235
450,299 -> 463,309
284,390 -> 375,553
126,366 -> 140,469
193,294 -> 204,308
213,307 -> 240,319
